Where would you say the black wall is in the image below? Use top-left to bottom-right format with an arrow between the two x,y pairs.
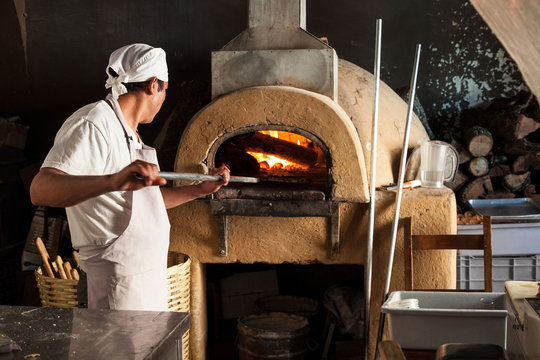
1,0 -> 524,164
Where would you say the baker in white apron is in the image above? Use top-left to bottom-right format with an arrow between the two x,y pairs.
30,43 -> 230,311
79,95 -> 171,311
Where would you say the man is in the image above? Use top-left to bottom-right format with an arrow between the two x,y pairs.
30,43 -> 230,311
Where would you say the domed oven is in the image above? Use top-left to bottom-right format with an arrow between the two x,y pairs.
166,1 -> 457,358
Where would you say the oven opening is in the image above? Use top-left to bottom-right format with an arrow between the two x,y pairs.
206,263 -> 364,360
215,130 -> 328,193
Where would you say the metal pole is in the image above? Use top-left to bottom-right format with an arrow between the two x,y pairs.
365,18 -> 382,360
375,44 -> 422,360
156,172 -> 259,183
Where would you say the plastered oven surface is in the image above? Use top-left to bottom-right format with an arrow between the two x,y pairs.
170,59 -> 440,359
170,59 -> 444,359
175,84 -> 369,201
168,188 -> 457,359
174,60 -> 429,202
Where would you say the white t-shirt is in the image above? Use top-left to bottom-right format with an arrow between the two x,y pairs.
42,98 -> 141,248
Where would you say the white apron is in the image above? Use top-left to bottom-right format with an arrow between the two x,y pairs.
79,95 -> 171,311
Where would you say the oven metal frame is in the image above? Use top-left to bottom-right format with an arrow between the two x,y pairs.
210,199 -> 340,257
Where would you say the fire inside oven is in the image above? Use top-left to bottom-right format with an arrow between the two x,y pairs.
214,130 -> 328,192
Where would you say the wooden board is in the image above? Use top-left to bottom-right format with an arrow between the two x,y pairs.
470,0 -> 540,100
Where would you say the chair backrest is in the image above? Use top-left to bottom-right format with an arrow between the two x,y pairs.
403,216 -> 492,292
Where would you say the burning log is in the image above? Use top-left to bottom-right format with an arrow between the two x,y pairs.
232,132 -> 319,167
216,146 -> 261,175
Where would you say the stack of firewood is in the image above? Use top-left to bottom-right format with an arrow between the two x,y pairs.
442,91 -> 540,212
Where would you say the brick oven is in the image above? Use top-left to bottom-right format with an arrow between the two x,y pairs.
167,0 -> 457,358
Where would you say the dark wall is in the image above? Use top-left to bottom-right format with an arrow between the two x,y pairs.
1,0 -> 524,164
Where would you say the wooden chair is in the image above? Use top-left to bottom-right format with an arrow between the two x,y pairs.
379,340 -> 407,360
403,216 -> 492,292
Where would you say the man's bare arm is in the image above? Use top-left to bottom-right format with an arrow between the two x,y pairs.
30,160 -> 166,208
160,165 -> 230,209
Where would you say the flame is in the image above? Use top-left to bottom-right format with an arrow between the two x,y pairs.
260,130 -> 308,146
247,152 -> 295,169
248,130 -> 313,170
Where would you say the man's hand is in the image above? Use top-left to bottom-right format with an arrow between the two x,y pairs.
160,164 -> 231,209
195,164 -> 230,195
111,160 -> 167,191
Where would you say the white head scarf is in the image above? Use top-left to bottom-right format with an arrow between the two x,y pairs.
105,43 -> 168,100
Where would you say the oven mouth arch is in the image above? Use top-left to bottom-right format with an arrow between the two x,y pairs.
174,85 -> 369,203
207,124 -> 333,195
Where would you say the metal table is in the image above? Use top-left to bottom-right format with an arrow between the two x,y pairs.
0,306 -> 189,360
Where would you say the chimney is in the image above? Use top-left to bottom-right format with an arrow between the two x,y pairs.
211,0 -> 338,100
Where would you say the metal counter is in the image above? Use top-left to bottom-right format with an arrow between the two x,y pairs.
0,306 -> 189,360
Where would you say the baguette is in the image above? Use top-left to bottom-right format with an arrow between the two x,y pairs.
35,237 -> 55,278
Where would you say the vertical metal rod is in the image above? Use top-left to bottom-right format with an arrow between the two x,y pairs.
375,43 -> 422,359
365,18 -> 382,360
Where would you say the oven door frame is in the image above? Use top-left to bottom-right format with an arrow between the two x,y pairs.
210,199 -> 340,258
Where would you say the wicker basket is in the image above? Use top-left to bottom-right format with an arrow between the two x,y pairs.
35,267 -> 78,308
167,252 -> 191,360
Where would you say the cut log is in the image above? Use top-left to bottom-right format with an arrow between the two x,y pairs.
463,126 -> 494,157
446,170 -> 469,192
232,132 -> 319,167
502,138 -> 540,155
459,175 -> 493,206
512,154 -> 530,173
496,90 -> 534,108
511,152 -> 540,173
488,164 -> 511,178
529,151 -> 540,170
451,138 -> 472,164
503,171 -> 531,192
524,97 -> 540,124
461,91 -> 536,141
468,156 -> 490,177
524,184 -> 536,197
485,191 -> 516,199
514,114 -> 540,140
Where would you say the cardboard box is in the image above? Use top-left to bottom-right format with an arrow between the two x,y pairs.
220,270 -> 279,319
